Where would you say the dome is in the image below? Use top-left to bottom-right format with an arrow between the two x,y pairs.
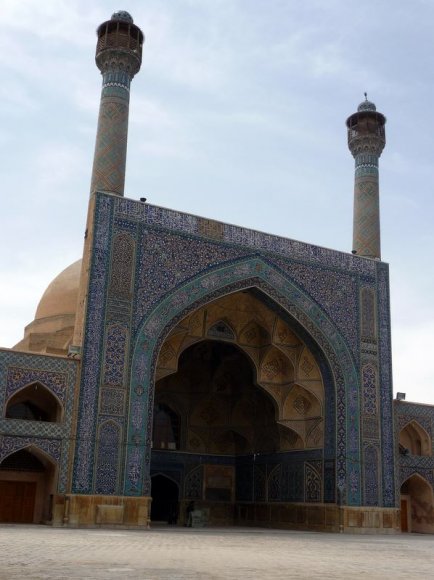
358,94 -> 376,112
111,10 -> 133,23
35,260 -> 82,320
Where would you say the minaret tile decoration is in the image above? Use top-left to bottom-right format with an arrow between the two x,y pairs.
73,12 -> 143,350
90,11 -> 144,196
347,95 -> 386,259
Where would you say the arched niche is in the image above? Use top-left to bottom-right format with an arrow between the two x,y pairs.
259,346 -> 294,385
5,382 -> 63,422
155,340 -> 281,455
278,425 -> 304,450
401,473 -> 434,533
239,320 -> 271,348
125,260 -> 356,502
152,403 -> 180,450
207,319 -> 236,341
399,421 -> 432,457
0,446 -> 58,524
282,384 -> 322,421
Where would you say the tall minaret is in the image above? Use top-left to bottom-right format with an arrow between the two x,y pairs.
72,11 -> 143,350
90,11 -> 144,196
347,96 -> 386,259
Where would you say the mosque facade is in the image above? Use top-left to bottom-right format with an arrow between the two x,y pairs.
0,11 -> 433,534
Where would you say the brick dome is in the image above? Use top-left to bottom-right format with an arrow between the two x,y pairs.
35,260 -> 81,320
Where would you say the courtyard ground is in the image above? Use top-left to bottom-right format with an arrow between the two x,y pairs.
0,524 -> 433,579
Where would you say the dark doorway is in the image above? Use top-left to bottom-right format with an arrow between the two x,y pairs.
151,474 -> 179,523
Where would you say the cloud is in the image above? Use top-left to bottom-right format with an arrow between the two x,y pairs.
0,80 -> 37,115
0,0 -> 100,46
30,143 -> 87,198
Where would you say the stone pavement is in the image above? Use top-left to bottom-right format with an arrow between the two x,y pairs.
0,525 -> 434,579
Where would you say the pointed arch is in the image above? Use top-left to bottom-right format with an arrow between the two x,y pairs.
151,471 -> 180,488
0,437 -> 61,466
184,465 -> 203,500
267,464 -> 282,501
5,381 -> 63,422
400,420 -> 432,457
150,473 -> 180,523
239,320 -> 271,347
0,445 -> 58,524
0,443 -> 58,468
207,320 -> 235,341
401,473 -> 434,533
401,471 -> 433,493
125,257 -> 359,503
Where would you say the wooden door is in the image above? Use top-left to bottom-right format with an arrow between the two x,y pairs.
0,481 -> 36,523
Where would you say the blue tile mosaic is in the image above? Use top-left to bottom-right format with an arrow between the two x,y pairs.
73,192 -> 396,509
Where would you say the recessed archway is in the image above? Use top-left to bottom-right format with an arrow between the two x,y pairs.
125,261 -> 354,505
155,339 -> 300,456
149,285 -> 331,526
0,447 -> 58,523
5,382 -> 63,422
399,421 -> 431,457
401,474 -> 434,533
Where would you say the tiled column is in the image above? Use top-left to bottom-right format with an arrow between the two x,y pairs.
347,97 -> 386,260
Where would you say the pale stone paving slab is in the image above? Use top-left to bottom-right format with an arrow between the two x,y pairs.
0,525 -> 434,579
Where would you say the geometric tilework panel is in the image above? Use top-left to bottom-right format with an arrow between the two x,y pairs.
103,324 -> 128,387
363,416 -> 379,440
109,233 -> 135,299
353,177 -> 380,259
274,258 -> 360,356
133,228 -> 248,332
363,444 -> 379,506
91,96 -> 129,196
377,264 -> 395,507
184,466 -> 203,500
305,462 -> 322,502
95,421 -> 121,495
72,195 -> 112,494
0,419 -> 63,438
361,287 -> 376,339
99,388 -> 125,416
362,364 -> 377,416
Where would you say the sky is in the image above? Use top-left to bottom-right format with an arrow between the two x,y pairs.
0,0 -> 433,403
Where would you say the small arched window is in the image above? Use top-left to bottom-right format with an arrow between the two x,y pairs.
5,383 -> 62,423
399,421 -> 432,457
